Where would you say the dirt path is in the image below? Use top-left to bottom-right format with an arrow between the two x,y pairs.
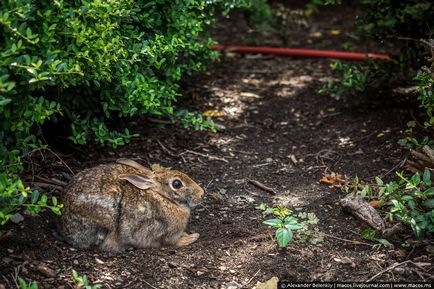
1,4 -> 431,289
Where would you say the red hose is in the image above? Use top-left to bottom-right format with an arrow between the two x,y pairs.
212,44 -> 390,61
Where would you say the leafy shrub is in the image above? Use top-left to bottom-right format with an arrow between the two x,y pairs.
318,1 -> 434,129
0,0 -> 250,228
416,71 -> 434,128
355,170 -> 434,239
357,1 -> 432,41
319,60 -> 390,101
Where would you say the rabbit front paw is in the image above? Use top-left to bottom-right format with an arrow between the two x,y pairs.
100,233 -> 124,252
174,232 -> 199,247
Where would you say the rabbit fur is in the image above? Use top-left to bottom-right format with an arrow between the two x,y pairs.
59,158 -> 204,252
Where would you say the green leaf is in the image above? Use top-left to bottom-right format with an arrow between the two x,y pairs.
375,176 -> 384,186
423,199 -> 434,208
360,228 -> 376,240
31,190 -> 40,204
410,218 -> 423,239
411,172 -> 421,186
276,227 -> 292,247
377,238 -> 392,248
255,203 -> 267,211
423,169 -> 431,186
263,218 -> 282,228
0,98 -> 12,106
52,196 -> 58,206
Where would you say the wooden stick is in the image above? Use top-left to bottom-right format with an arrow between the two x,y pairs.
323,233 -> 373,247
248,179 -> 277,195
156,140 -> 179,158
29,182 -> 63,191
35,175 -> 67,187
142,279 -> 159,289
366,260 -> 410,282
181,150 -> 229,163
240,269 -> 261,288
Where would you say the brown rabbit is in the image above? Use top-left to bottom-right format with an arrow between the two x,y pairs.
59,158 -> 204,252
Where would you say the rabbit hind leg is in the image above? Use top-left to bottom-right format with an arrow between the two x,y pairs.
63,217 -> 102,249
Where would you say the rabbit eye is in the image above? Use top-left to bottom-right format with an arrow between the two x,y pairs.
172,179 -> 183,189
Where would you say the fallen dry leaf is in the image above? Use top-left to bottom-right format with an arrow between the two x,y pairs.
368,200 -> 380,207
309,31 -> 323,38
320,172 -> 347,187
330,29 -> 341,36
203,110 -> 224,117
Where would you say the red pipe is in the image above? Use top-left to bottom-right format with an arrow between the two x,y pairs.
212,44 -> 390,61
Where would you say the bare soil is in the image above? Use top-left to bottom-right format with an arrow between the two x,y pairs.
1,3 -> 432,289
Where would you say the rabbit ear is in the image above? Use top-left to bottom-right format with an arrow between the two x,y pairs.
119,174 -> 158,190
116,158 -> 153,175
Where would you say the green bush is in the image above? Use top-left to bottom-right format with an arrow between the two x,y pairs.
319,60 -> 391,101
318,1 -> 434,125
415,70 -> 434,128
0,0 -> 250,229
355,170 -> 434,239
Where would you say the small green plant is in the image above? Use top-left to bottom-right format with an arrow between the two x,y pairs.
296,212 -> 324,244
256,204 -> 304,247
360,228 -> 393,250
18,278 -> 38,289
72,270 -> 102,289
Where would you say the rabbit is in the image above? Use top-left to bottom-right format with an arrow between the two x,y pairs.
59,158 -> 204,252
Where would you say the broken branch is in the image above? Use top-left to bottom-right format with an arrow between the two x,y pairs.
248,179 -> 277,195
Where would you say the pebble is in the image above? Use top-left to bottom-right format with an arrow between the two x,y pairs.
224,281 -> 243,289
219,266 -> 227,271
10,213 -> 24,224
95,258 -> 105,264
196,271 -> 205,276
73,260 -> 79,265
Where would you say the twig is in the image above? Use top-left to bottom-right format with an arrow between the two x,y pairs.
46,148 -> 75,176
156,140 -> 178,157
35,175 -> 67,187
142,279 -> 159,289
323,233 -> 373,247
181,150 -> 229,163
147,117 -> 173,125
29,182 -> 63,191
383,157 -> 407,177
240,269 -> 261,288
366,260 -> 410,282
12,264 -> 22,289
252,163 -> 272,168
248,179 -> 277,195
205,177 -> 214,190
